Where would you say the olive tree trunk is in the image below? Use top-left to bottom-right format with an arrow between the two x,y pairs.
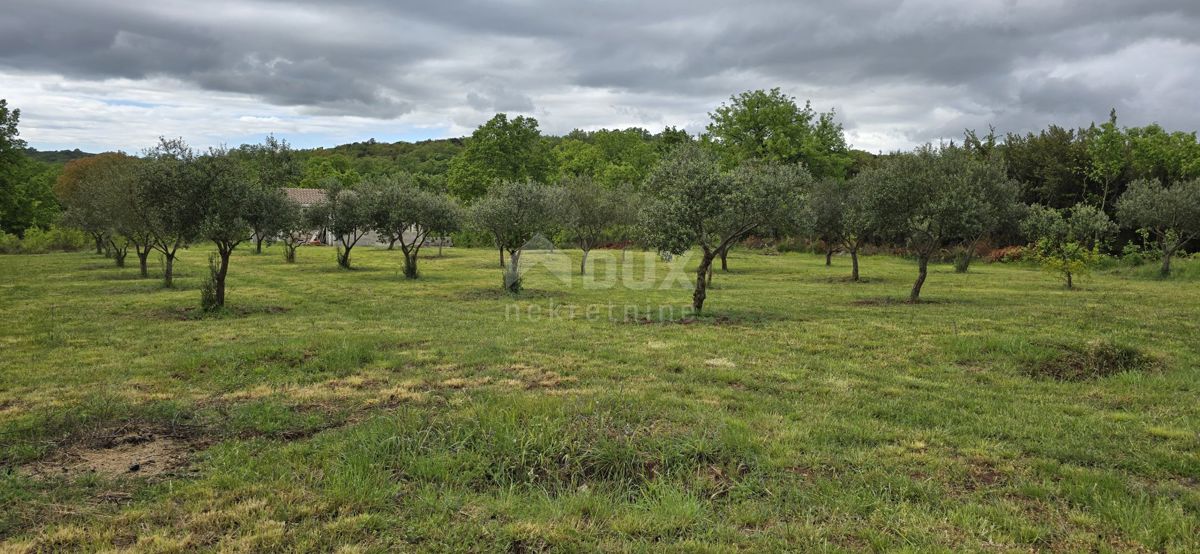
692,253 -> 716,313
909,254 -> 929,302
137,246 -> 151,277
214,249 -> 231,307
163,252 -> 176,287
851,248 -> 860,282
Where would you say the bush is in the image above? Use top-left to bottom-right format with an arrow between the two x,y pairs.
0,226 -> 89,254
200,254 -> 221,312
46,226 -> 88,251
449,229 -> 495,249
985,245 -> 1025,263
0,232 -> 19,254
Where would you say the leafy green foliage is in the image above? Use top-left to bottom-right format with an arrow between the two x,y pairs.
1022,203 -> 1116,288
0,100 -> 60,235
554,128 -> 660,188
705,88 -> 851,179
1086,109 -> 1128,212
448,114 -> 552,200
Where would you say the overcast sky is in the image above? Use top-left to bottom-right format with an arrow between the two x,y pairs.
3,0 -> 1199,154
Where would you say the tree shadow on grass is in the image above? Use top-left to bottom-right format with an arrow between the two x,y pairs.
152,304 -> 290,321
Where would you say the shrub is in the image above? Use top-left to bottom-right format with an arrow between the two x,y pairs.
0,232 -> 19,254
46,226 -> 88,251
0,226 -> 89,254
199,254 -> 221,312
18,227 -> 52,254
985,245 -> 1024,263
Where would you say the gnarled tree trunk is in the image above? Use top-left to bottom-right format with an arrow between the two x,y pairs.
851,248 -> 860,282
909,254 -> 929,302
692,253 -> 716,313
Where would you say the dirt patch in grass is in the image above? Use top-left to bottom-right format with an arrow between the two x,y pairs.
1028,340 -> 1160,381
21,426 -> 208,480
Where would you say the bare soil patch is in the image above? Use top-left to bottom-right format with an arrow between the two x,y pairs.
22,427 -> 207,481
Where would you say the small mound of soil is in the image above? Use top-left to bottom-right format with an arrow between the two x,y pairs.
1028,340 -> 1160,381
22,429 -> 202,480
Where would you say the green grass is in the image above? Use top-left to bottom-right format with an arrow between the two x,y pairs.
1,245 -> 1198,552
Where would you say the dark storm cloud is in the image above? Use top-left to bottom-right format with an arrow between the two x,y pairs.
2,0 -> 1198,149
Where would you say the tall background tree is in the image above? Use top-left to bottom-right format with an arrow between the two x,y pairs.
704,88 -> 852,180
1,99 -> 59,235
447,114 -> 552,200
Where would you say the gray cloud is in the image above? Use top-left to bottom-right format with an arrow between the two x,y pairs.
2,0 -> 1198,152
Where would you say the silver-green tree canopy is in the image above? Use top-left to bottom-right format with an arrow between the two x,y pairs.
307,178 -> 377,269
135,138 -> 207,287
369,176 -> 461,279
555,176 -> 636,275
1116,178 -> 1200,277
194,149 -> 255,310
640,143 -> 810,313
866,144 -> 1014,302
470,179 -> 558,293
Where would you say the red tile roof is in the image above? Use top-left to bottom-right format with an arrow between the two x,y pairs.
283,188 -> 327,206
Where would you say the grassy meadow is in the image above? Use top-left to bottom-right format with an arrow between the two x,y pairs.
0,245 -> 1198,552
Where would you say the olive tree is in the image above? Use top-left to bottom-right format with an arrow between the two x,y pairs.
55,153 -> 139,263
640,144 -> 809,313
1116,178 -> 1200,277
1021,203 -> 1116,289
370,178 -> 461,279
276,197 -> 309,263
556,176 -> 635,275
308,178 -> 376,269
195,149 -> 254,310
470,180 -> 558,293
867,144 -> 1003,302
236,135 -> 303,253
136,138 -> 206,287
840,173 -> 878,281
805,178 -> 845,266
951,155 -> 1021,273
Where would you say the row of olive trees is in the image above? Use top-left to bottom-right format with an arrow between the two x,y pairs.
308,174 -> 462,277
55,138 -> 308,310
802,143 -> 1200,296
